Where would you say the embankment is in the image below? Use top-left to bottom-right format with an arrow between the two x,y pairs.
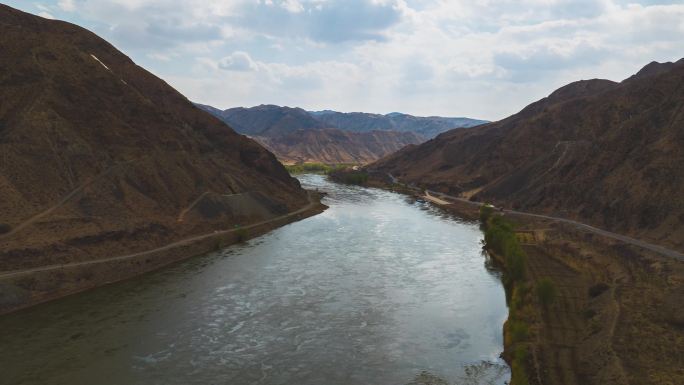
475,202 -> 684,385
0,193 -> 327,315
371,175 -> 684,385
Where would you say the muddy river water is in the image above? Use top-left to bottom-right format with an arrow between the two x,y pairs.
1,174 -> 509,385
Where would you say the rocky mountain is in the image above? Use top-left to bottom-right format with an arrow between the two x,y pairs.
370,59 -> 684,250
197,104 -> 425,164
0,4 -> 316,309
196,104 -> 326,137
256,128 -> 423,164
310,110 -> 488,138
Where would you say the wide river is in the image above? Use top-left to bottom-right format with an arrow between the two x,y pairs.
1,174 -> 509,385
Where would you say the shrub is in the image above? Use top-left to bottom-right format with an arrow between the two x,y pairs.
511,345 -> 531,385
506,249 -> 527,283
284,163 -> 357,175
583,308 -> 597,319
235,226 -> 248,243
510,283 -> 529,313
537,278 -> 557,308
510,320 -> 529,343
285,163 -> 332,174
343,171 -> 369,185
479,204 -> 494,223
588,282 -> 609,298
484,215 -> 527,283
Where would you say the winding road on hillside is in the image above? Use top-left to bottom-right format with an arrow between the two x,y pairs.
0,161 -> 134,240
388,173 -> 684,261
0,194 -> 320,280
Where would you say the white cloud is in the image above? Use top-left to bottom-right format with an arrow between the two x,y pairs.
57,0 -> 76,11
281,0 -> 305,13
218,51 -> 258,72
231,0 -> 404,43
5,0 -> 684,119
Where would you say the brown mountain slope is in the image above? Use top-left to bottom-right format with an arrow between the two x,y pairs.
197,104 -> 425,164
0,5 -> 315,309
255,128 -> 424,164
370,59 -> 684,250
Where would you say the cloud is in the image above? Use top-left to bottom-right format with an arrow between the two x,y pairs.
4,0 -> 684,120
493,42 -> 606,82
218,51 -> 258,72
145,19 -> 222,42
232,0 -> 404,43
57,0 -> 76,12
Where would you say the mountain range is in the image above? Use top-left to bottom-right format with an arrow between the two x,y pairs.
310,110 -> 487,138
370,59 -> 684,250
196,103 -> 486,164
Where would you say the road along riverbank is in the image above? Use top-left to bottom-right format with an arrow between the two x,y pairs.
361,173 -> 684,385
0,192 -> 327,314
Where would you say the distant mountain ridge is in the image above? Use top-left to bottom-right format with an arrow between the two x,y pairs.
207,105 -> 326,137
370,58 -> 684,250
196,103 -> 486,139
309,110 -> 487,138
196,103 -> 486,164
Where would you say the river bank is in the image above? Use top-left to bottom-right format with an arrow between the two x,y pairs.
0,192 -> 327,315
490,214 -> 684,385
1,174 -> 510,385
362,173 -> 684,385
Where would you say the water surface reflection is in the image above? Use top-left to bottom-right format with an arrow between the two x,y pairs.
1,174 -> 509,385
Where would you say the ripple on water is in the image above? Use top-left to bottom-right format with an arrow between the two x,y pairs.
0,174 -> 509,385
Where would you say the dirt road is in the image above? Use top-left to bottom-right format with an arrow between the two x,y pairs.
0,193 -> 321,280
388,173 -> 684,260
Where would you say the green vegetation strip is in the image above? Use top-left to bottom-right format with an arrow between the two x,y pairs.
480,205 -> 557,385
284,163 -> 355,175
339,171 -> 369,185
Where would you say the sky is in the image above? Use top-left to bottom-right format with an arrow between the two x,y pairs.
7,0 -> 684,120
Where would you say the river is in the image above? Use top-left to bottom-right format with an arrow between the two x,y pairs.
1,174 -> 509,385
